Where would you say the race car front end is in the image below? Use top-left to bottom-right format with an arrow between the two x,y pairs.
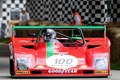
14,62 -> 109,77
13,51 -> 110,77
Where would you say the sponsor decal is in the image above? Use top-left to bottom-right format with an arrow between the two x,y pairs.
48,69 -> 77,74
16,70 -> 30,74
46,55 -> 78,69
94,70 -> 108,74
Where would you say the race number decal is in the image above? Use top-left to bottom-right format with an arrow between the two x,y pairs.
46,55 -> 78,69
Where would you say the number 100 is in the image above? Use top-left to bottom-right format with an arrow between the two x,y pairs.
54,59 -> 73,64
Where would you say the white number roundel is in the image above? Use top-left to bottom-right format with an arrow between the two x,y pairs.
46,55 -> 78,69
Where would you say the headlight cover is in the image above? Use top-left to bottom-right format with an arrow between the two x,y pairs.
94,57 -> 108,70
17,58 -> 30,70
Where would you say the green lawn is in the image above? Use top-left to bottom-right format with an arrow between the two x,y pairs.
111,62 -> 120,70
0,38 -> 10,43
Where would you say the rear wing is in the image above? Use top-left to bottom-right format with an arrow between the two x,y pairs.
13,25 -> 106,30
12,26 -> 106,38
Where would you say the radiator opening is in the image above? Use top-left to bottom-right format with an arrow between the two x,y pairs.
83,70 -> 94,74
31,70 -> 42,74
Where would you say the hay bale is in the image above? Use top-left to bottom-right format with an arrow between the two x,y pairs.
15,21 -> 29,26
106,22 -> 120,28
39,21 -> 51,26
15,20 -> 45,26
15,20 -> 72,26
27,20 -> 40,26
106,22 -> 120,64
53,22 -> 72,26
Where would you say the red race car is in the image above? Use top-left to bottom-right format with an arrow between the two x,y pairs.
9,25 -> 111,77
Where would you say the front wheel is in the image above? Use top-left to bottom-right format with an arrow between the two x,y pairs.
10,59 -> 14,76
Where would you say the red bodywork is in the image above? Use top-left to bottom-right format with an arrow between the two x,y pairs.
9,27 -> 111,77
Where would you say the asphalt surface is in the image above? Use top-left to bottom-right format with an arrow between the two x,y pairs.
0,43 -> 120,80
0,43 -> 9,57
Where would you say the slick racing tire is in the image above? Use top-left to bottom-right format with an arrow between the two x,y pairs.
10,59 -> 14,76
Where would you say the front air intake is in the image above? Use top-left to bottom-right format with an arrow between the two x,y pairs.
88,45 -> 100,49
83,70 -> 94,74
31,70 -> 42,74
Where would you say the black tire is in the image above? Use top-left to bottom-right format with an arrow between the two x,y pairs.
98,76 -> 108,78
10,59 -> 14,76
102,76 -> 108,78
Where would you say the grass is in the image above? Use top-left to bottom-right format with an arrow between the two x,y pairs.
111,62 -> 120,70
0,38 -> 10,43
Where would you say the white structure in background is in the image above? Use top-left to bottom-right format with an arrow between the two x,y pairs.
0,0 -> 2,38
0,18 -> 2,38
1,0 -> 26,38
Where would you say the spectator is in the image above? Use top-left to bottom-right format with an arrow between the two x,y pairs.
72,9 -> 82,26
20,8 -> 30,22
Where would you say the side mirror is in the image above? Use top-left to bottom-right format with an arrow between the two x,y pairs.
28,33 -> 36,42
